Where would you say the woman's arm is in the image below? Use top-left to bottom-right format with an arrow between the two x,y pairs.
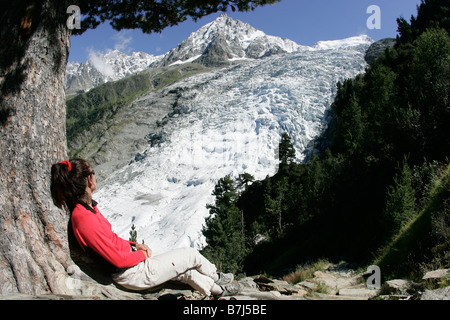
135,243 -> 152,258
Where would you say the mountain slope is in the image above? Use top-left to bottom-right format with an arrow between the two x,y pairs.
66,50 -> 163,95
89,33 -> 372,255
66,63 -> 213,176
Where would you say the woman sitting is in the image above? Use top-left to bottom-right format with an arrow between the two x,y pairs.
50,158 -> 240,297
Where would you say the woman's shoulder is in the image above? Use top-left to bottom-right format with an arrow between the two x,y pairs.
71,203 -> 97,223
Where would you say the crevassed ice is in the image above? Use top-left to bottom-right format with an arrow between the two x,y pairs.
95,43 -> 369,255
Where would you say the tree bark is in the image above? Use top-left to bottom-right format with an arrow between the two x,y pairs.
0,1 -> 72,295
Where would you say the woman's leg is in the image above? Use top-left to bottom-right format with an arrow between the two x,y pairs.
112,247 -> 221,296
172,268 -> 223,296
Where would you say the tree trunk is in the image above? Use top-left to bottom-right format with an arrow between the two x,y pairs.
0,0 -> 72,295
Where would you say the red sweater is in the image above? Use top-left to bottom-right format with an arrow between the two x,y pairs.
71,200 -> 146,269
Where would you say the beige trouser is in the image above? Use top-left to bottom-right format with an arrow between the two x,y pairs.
112,247 -> 219,296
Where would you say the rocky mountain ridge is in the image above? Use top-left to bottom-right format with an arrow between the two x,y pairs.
66,14 -> 375,95
66,14 -> 305,95
66,50 -> 163,95
155,13 -> 306,67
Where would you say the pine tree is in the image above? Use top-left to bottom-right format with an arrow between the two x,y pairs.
202,175 -> 247,273
409,28 -> 450,161
278,132 -> 295,172
129,224 -> 137,243
263,177 -> 289,237
236,173 -> 255,192
385,159 -> 417,232
341,94 -> 363,156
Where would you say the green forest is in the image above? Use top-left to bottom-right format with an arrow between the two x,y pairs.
201,0 -> 450,281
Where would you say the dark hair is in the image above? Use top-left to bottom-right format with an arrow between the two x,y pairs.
50,158 -> 93,212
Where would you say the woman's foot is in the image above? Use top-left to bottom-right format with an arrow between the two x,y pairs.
215,283 -> 242,298
215,272 -> 234,286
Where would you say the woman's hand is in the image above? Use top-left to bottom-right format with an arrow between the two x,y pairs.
136,243 -> 152,258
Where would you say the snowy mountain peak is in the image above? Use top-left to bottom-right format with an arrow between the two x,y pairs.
66,14 -> 373,93
66,50 -> 163,94
158,14 -> 306,67
198,13 -> 265,42
313,34 -> 373,50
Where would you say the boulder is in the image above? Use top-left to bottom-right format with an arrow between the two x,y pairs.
421,286 -> 450,300
311,271 -> 360,295
383,279 -> 413,291
238,277 -> 259,289
380,279 -> 422,298
422,269 -> 449,281
253,275 -> 305,295
338,284 -> 380,299
298,280 -> 318,291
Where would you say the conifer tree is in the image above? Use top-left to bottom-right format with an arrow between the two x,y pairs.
385,159 -> 417,232
236,173 -> 255,192
341,94 -> 363,156
202,175 -> 247,273
129,224 -> 137,243
263,177 -> 289,237
278,132 -> 296,172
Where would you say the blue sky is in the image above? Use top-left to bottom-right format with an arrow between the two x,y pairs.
69,0 -> 422,62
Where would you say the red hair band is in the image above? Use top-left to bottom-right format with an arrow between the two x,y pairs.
60,160 -> 72,172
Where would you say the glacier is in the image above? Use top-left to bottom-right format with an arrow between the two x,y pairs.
93,35 -> 372,255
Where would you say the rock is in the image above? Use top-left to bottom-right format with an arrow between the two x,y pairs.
421,286 -> 450,300
326,262 -> 359,277
198,34 -> 235,67
234,290 -> 302,300
258,280 -> 301,295
238,277 -> 259,289
253,234 -> 268,245
154,288 -> 205,300
311,271 -> 360,295
380,279 -> 421,297
298,280 -> 318,291
253,275 -> 273,284
10,266 -> 430,300
364,38 -> 396,63
421,269 -> 450,294
384,279 -> 412,290
134,152 -> 147,162
294,288 -> 309,298
422,269 -> 449,280
269,290 -> 282,297
253,275 -> 305,296
338,284 -> 380,299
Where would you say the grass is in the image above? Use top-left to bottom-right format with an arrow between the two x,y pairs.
282,259 -> 331,284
